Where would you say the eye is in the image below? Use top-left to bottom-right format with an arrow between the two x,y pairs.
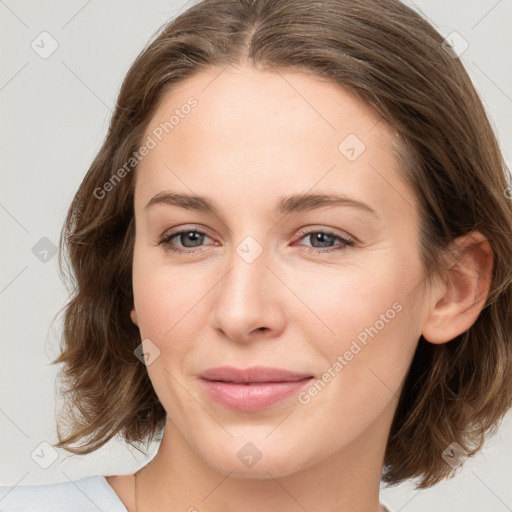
294,228 -> 355,254
157,225 -> 215,254
157,226 -> 355,256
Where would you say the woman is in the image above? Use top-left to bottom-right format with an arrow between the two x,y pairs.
1,0 -> 510,511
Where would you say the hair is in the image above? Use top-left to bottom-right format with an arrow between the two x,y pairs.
51,0 -> 512,490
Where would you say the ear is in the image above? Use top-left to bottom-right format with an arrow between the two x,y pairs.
421,231 -> 493,344
130,305 -> 139,327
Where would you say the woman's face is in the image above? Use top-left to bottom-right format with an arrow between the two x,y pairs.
131,65 -> 430,477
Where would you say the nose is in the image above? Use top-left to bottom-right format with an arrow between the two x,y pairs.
210,241 -> 286,343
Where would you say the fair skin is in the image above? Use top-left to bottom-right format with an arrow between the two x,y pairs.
106,65 -> 493,512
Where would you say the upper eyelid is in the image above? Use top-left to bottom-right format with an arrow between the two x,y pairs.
164,224 -> 213,237
296,225 -> 353,240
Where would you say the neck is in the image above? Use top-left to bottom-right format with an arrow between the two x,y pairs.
134,410 -> 392,512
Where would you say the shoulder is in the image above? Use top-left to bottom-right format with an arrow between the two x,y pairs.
0,474 -> 128,512
380,501 -> 394,512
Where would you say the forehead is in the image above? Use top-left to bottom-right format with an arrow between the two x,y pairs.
143,65 -> 392,154
134,65 -> 416,222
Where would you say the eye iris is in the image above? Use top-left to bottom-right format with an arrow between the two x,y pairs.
181,231 -> 204,247
310,232 -> 335,248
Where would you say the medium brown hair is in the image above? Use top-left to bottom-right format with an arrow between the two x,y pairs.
52,0 -> 512,489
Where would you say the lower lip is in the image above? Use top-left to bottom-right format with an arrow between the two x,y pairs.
199,377 -> 313,412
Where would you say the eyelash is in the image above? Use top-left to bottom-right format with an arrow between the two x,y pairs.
157,225 -> 355,255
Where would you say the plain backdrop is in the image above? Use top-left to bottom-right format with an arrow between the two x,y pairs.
1,1 -> 511,511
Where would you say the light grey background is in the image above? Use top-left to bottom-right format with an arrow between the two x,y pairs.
1,1 -> 511,511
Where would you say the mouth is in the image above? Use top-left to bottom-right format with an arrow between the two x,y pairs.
199,365 -> 313,383
199,366 -> 314,412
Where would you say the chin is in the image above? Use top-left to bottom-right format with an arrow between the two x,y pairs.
198,437 -> 318,480
209,456 -> 301,480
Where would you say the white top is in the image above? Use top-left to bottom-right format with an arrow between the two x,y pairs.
0,475 -> 127,511
0,475 -> 394,511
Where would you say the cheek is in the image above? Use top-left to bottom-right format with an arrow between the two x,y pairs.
132,264 -> 203,409
298,298 -> 418,446
133,245 -> 190,326
132,253 -> 216,362
289,257 -> 404,341
294,256 -> 421,395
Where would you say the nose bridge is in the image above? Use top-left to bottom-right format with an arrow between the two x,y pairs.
222,236 -> 270,316
211,234 -> 283,340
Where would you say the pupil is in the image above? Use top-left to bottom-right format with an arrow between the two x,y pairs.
312,233 -> 333,248
178,232 -> 335,249
182,232 -> 203,247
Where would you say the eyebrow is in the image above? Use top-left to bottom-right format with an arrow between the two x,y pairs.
144,191 -> 379,218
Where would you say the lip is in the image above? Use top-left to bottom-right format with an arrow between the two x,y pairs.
200,365 -> 313,383
199,366 -> 314,412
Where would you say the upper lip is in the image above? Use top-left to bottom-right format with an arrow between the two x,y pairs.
200,366 -> 313,383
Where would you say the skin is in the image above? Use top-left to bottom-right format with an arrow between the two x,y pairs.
106,65 -> 493,512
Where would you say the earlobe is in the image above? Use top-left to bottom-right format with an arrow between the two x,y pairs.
421,231 -> 493,344
130,306 -> 139,327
